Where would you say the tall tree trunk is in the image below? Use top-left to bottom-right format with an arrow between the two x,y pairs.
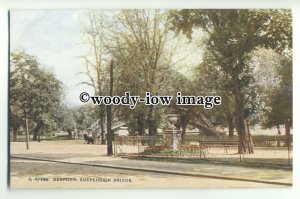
12,126 -> 18,142
100,118 -> 105,144
276,124 -> 281,135
99,105 -> 105,144
11,109 -> 19,142
67,129 -> 72,139
233,81 -> 253,154
33,129 -> 38,141
33,134 -> 37,141
223,93 -> 234,138
137,111 -> 145,135
148,105 -> 157,136
33,120 -> 43,141
180,115 -> 189,145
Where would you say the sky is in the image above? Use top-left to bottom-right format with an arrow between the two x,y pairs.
10,10 -> 94,106
10,10 -> 203,106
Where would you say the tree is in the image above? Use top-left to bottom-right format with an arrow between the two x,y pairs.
166,71 -> 202,144
194,50 -> 235,138
170,9 -> 292,153
110,10 -> 181,136
262,57 -> 292,130
79,10 -> 111,144
10,106 -> 23,142
10,49 -> 63,142
73,104 -> 98,131
56,105 -> 77,138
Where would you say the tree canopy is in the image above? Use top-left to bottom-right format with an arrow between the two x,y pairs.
10,10 -> 292,154
169,9 -> 292,153
10,50 -> 63,141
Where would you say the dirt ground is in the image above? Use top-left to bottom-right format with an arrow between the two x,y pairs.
10,140 -> 292,189
10,140 -> 104,156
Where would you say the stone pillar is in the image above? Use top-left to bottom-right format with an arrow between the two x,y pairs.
166,114 -> 181,150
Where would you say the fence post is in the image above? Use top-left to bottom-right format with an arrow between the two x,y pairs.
285,119 -> 291,165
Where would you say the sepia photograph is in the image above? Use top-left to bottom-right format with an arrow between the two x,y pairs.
9,9 -> 292,189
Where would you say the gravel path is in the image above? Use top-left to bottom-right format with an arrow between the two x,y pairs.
10,140 -> 292,188
10,159 -> 288,189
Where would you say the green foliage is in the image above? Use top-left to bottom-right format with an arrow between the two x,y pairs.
55,105 -> 76,136
170,9 -> 290,79
109,10 -> 188,135
188,49 -> 236,137
10,49 -> 63,139
170,9 -> 292,122
73,104 -> 98,131
10,10 -> 292,143
262,57 -> 292,127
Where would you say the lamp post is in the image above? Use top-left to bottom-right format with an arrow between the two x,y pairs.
23,108 -> 29,150
107,60 -> 114,156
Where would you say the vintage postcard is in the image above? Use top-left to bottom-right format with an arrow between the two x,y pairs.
9,9 -> 292,189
